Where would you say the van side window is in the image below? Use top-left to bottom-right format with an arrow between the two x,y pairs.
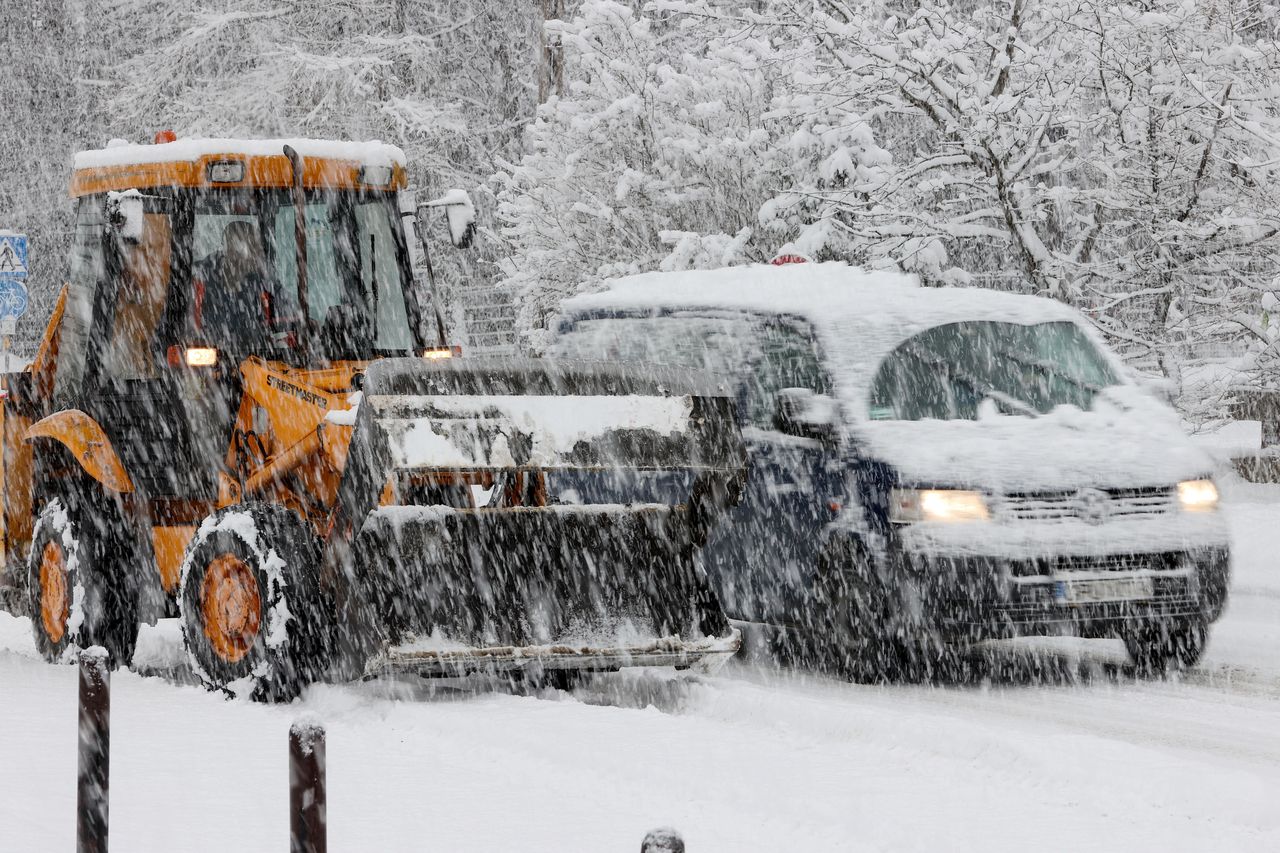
742,323 -> 829,428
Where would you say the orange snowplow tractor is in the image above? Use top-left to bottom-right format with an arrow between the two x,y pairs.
70,152 -> 407,198
25,410 -> 134,493
201,554 -> 262,664
38,541 -> 70,644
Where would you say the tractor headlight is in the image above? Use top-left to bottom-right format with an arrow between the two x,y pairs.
1177,479 -> 1219,512
890,488 -> 990,523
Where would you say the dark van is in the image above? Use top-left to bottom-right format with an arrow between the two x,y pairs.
550,263 -> 1231,677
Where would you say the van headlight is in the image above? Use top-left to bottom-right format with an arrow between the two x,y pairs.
890,488 -> 990,523
1177,479 -> 1219,512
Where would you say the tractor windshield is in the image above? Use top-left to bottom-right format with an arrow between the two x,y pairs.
191,189 -> 419,357
53,188 -> 423,409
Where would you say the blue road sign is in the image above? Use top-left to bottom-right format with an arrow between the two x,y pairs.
0,233 -> 27,278
0,232 -> 29,321
0,279 -> 28,320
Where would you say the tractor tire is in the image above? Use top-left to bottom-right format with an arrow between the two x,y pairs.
26,493 -> 139,667
178,503 -> 332,703
1123,617 -> 1209,677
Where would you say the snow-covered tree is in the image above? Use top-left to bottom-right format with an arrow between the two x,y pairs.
1070,1 -> 1280,414
493,0 -> 893,349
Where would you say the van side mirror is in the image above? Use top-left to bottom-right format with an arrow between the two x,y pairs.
419,190 -> 477,249
774,388 -> 839,442
106,189 -> 145,243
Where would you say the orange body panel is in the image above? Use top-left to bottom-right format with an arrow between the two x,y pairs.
152,525 -> 196,593
1,405 -> 34,570
227,359 -> 365,520
30,285 -> 66,401
25,410 -> 134,493
71,154 -> 407,198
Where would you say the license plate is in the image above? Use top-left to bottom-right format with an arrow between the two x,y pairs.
1054,576 -> 1154,604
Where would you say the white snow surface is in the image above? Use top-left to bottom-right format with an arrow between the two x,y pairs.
73,137 -> 406,170
2,488 -> 1279,849
4,483 -> 1280,850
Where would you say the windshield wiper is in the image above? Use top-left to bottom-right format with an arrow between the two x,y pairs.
997,349 -> 1104,393
944,365 -> 1042,418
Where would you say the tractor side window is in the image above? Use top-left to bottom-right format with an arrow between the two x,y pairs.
742,324 -> 829,429
53,199 -> 107,405
102,212 -> 172,379
273,203 -> 344,328
356,201 -> 412,350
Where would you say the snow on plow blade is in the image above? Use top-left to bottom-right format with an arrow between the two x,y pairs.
335,358 -> 746,679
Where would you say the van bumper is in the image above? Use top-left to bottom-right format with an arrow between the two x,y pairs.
893,546 -> 1231,641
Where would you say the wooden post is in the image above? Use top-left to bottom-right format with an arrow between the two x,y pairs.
641,827 -> 685,853
289,718 -> 327,853
77,647 -> 111,853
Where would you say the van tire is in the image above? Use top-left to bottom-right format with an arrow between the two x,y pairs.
1123,617 -> 1209,676
815,538 -> 906,682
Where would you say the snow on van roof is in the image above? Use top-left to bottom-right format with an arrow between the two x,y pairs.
561,262 -> 1095,410
74,137 -> 407,170
564,262 -> 1078,330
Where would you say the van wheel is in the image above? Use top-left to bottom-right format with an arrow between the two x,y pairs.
26,493 -> 139,667
179,503 -> 331,703
1123,617 -> 1209,676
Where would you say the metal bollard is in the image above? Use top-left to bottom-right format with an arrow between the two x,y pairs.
289,717 -> 327,853
641,827 -> 685,853
77,647 -> 111,853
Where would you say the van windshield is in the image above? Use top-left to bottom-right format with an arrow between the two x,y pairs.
869,321 -> 1119,421
868,321 -> 1119,421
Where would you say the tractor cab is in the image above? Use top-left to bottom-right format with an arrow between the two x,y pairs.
48,137 -> 458,504
64,137 -> 436,378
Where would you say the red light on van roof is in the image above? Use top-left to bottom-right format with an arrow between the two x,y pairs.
771,253 -> 809,265
155,130 -> 178,144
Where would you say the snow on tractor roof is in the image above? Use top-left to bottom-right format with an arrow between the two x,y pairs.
70,137 -> 407,197
561,262 -> 1116,415
74,137 -> 406,170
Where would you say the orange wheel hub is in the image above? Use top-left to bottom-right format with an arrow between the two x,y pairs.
201,554 -> 262,664
39,542 -> 70,644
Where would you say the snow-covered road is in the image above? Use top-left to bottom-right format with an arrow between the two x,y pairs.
3,489 -> 1279,852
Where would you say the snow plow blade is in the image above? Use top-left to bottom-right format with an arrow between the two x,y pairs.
366,632 -> 742,679
332,358 -> 747,679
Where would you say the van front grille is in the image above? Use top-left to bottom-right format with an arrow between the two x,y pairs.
1000,487 -> 1176,522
